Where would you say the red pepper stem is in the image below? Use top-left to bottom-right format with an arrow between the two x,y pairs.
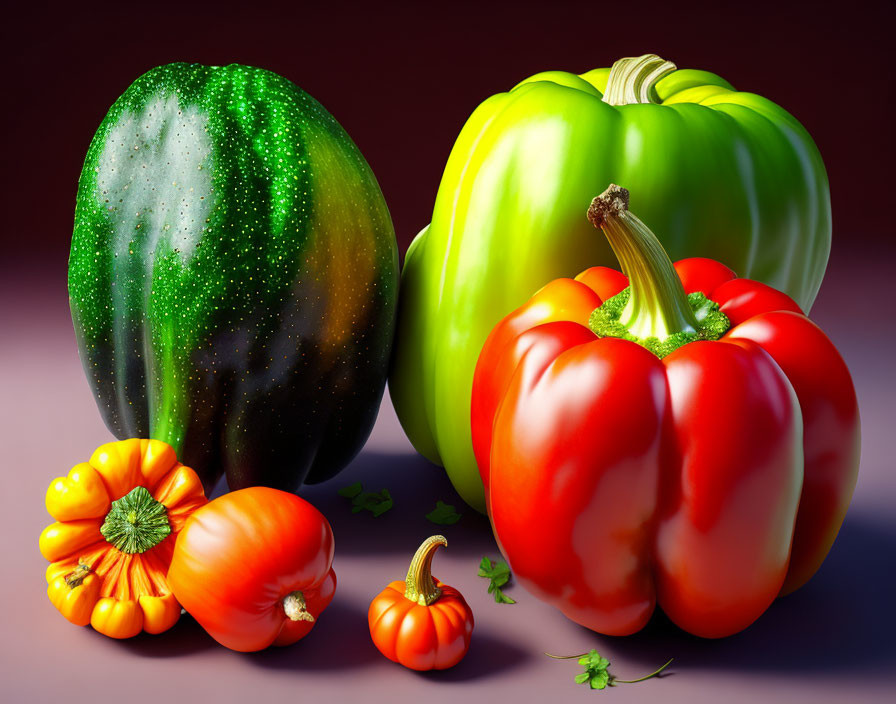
587,185 -> 699,340
404,535 -> 446,606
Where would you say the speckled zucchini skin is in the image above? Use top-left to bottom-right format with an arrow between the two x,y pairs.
70,63 -> 398,493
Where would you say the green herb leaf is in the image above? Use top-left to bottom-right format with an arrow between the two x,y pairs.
426,500 -> 462,525
546,648 -> 674,691
339,483 -> 393,517
575,650 -> 611,690
493,590 -> 516,604
589,671 -> 610,690
368,489 -> 393,517
579,651 -> 610,671
478,556 -> 516,604
337,482 -> 363,499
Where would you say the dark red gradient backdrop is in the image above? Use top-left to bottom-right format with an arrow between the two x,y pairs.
2,0 -> 894,275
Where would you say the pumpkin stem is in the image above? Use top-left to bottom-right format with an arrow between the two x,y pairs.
282,591 -> 314,622
601,54 -> 676,106
587,185 -> 730,358
404,535 -> 447,606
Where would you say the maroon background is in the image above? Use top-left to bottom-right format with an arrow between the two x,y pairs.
2,2 -> 895,702
3,0 -> 895,268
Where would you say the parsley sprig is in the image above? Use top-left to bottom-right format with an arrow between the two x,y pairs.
426,500 -> 462,525
478,556 -> 516,604
545,649 -> 673,690
338,482 -> 393,517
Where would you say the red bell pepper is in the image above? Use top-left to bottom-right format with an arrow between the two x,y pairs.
471,186 -> 859,639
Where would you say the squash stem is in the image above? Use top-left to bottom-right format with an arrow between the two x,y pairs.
100,486 -> 171,554
404,535 -> 446,606
64,562 -> 92,589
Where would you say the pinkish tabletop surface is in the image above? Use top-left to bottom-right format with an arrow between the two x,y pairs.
2,250 -> 894,704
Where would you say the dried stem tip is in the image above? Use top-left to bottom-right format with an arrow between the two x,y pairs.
587,185 -> 630,228
282,591 -> 315,622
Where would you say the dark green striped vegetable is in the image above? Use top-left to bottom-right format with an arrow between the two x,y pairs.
70,63 -> 398,492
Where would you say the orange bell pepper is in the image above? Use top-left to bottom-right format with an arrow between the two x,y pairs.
39,439 -> 207,638
167,487 -> 337,652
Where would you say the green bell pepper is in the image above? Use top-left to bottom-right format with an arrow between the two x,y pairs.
390,54 -> 830,512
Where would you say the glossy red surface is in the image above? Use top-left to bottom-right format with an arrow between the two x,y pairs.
472,259 -> 860,638
728,312 -> 861,594
658,338 -> 801,637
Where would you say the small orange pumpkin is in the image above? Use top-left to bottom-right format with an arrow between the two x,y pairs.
368,535 -> 474,670
39,439 -> 207,638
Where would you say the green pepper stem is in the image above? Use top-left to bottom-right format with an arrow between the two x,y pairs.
404,535 -> 446,606
602,54 -> 676,105
587,185 -> 699,340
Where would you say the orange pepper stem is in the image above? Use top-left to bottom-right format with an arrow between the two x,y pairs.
64,562 -> 91,589
404,535 -> 447,606
282,591 -> 315,622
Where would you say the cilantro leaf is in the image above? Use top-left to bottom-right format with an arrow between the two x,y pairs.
426,500 -> 462,525
339,483 -> 393,517
576,650 -> 611,689
579,651 -> 610,671
478,556 -> 516,604
337,482 -> 363,499
368,489 -> 393,517
546,648 -> 674,691
589,671 -> 610,690
492,589 -> 516,605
